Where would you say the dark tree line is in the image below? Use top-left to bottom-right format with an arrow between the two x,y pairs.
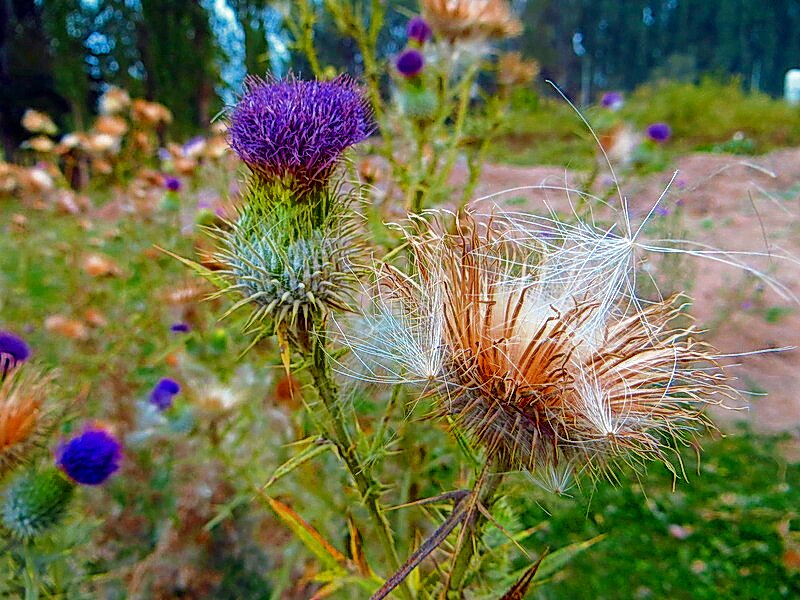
2,0 -> 799,154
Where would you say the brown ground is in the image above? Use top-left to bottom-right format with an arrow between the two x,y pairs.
459,149 -> 800,435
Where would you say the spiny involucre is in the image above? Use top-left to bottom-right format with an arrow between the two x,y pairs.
228,75 -> 374,191
335,211 -> 732,491
2,467 -> 74,539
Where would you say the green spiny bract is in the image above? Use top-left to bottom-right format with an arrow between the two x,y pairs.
2,467 -> 75,539
214,181 -> 368,343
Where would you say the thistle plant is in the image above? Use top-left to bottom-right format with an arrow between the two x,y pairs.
286,0 -> 535,213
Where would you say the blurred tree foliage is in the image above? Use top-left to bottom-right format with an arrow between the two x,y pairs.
2,0 -> 800,152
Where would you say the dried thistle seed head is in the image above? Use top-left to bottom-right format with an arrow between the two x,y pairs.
228,75 -> 374,192
421,0 -> 522,42
497,52 -> 540,88
0,367 -> 58,478
215,191 -> 368,337
338,212 -> 730,482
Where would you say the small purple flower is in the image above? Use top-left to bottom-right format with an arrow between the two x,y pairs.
647,122 -> 672,143
149,377 -> 180,411
170,323 -> 190,333
182,136 -> 206,157
164,176 -> 182,192
396,49 -> 425,78
407,16 -> 432,44
0,331 -> 30,364
654,205 -> 670,217
601,91 -> 624,110
228,75 -> 374,188
56,428 -> 122,485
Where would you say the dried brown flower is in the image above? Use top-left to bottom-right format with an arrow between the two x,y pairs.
339,212 -> 732,489
421,0 -> 523,42
498,52 -> 540,88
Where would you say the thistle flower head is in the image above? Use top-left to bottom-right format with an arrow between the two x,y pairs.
421,0 -> 522,42
0,367 -> 57,478
336,211 -> 730,483
0,331 -> 30,376
164,175 -> 182,192
228,75 -> 374,191
150,378 -> 181,411
396,49 -> 425,78
407,16 -> 433,44
214,187 -> 368,342
56,427 -> 122,486
647,122 -> 672,143
2,467 -> 74,539
601,91 -> 624,110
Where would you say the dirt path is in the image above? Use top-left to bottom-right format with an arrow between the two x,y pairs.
464,149 -> 800,434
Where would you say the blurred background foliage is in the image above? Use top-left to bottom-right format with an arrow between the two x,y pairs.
3,0 -> 800,154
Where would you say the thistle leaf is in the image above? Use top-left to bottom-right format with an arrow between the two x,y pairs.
258,493 -> 347,571
263,439 -> 334,490
498,549 -> 548,600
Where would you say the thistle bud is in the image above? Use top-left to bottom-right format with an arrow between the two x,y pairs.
2,467 -> 74,539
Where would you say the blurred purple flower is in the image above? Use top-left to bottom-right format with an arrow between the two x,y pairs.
654,205 -> 670,217
56,428 -> 122,486
182,136 -> 205,157
164,176 -> 182,192
228,75 -> 374,188
170,323 -> 190,333
149,377 -> 181,411
396,49 -> 425,78
647,122 -> 672,143
158,148 -> 171,162
740,300 -> 754,311
407,16 -> 432,44
600,91 -> 624,110
0,331 -> 30,364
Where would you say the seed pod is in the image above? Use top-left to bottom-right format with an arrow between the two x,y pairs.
2,467 -> 74,539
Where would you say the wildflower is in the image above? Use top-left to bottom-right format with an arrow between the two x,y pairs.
44,315 -> 89,340
647,122 -> 672,143
132,99 -> 173,127
337,212 -> 729,485
0,368 -> 56,476
2,468 -> 74,539
182,136 -> 207,159
164,175 -> 182,192
22,136 -> 55,153
170,322 -> 191,333
396,49 -> 425,78
601,91 -> 624,111
149,378 -> 181,411
56,427 -> 122,485
82,253 -> 121,277
498,52 -> 540,88
21,110 -> 57,136
94,115 -> 128,137
0,331 -> 30,374
421,0 -> 522,42
99,86 -> 131,115
227,75 -> 373,190
407,16 -> 433,44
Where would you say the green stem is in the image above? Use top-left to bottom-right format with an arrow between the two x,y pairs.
445,461 -> 504,597
306,329 -> 412,600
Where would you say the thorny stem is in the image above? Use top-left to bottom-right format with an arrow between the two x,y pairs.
306,328 -> 413,600
445,460 -> 504,597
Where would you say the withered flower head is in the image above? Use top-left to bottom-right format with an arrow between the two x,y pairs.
21,110 -> 58,136
497,52 -> 540,88
337,212 -> 731,488
0,367 -> 57,478
99,86 -> 131,115
421,0 -> 523,42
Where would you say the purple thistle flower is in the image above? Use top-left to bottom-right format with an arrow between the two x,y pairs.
170,322 -> 190,333
0,331 -> 30,377
228,75 -> 374,188
164,176 -> 182,192
56,428 -> 122,486
407,16 -> 432,44
654,205 -> 670,217
600,91 -> 624,110
396,49 -> 425,78
647,122 -> 672,143
149,377 -> 181,411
